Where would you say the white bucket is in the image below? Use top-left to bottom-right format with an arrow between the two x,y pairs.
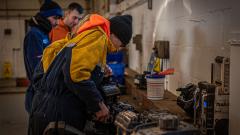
146,75 -> 165,100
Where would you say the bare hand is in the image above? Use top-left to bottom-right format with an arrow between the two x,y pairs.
95,102 -> 109,122
104,65 -> 113,77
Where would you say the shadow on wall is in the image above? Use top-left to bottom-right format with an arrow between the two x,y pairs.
191,25 -> 208,83
174,29 -> 185,85
192,25 -> 207,47
173,24 -> 207,86
175,29 -> 185,46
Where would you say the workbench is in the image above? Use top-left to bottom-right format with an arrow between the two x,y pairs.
120,68 -> 192,122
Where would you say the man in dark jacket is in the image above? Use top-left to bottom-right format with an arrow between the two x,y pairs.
23,1 -> 63,113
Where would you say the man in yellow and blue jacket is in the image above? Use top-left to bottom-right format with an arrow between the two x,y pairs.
28,14 -> 132,134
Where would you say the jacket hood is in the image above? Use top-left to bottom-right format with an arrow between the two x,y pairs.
29,13 -> 52,34
76,14 -> 110,38
73,14 -> 117,53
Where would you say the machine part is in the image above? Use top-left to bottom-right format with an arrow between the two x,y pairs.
133,122 -> 158,132
159,114 -> 179,130
222,58 -> 230,95
134,72 -> 148,90
84,102 -> 136,135
143,110 -> 169,122
114,110 -> 173,135
211,57 -> 229,95
85,76 -> 136,135
101,84 -> 121,97
115,111 -> 139,134
134,121 -> 200,135
193,88 -> 201,125
134,74 -> 147,89
100,84 -> 121,108
112,102 -> 135,112
176,83 -> 197,117
211,57 -> 229,135
197,81 -> 215,135
214,119 -> 228,135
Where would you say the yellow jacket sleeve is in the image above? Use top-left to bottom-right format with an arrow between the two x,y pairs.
70,27 -> 108,82
42,27 -> 111,83
42,38 -> 68,72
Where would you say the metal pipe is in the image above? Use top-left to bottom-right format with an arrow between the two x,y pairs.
0,8 -> 68,12
0,8 -> 39,11
0,15 -> 30,19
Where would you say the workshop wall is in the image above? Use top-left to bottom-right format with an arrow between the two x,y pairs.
0,19 -> 25,78
125,0 -> 239,95
0,0 -> 86,78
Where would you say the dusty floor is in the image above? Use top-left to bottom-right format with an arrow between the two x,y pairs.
0,87 -> 28,135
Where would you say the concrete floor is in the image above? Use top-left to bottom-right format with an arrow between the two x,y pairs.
0,87 -> 28,135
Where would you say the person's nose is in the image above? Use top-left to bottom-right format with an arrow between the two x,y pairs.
74,19 -> 79,25
56,19 -> 60,25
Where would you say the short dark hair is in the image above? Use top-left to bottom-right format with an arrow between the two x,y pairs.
68,2 -> 83,14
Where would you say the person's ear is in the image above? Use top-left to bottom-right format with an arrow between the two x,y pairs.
64,10 -> 70,18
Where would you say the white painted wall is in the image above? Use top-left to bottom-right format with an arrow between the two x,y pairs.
230,45 -> 240,135
0,0 -> 86,78
0,19 -> 25,78
125,0 -> 239,96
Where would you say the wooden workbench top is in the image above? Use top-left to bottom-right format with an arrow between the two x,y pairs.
122,68 -> 192,122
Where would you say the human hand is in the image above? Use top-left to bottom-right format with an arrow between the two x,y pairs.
95,102 -> 109,122
104,65 -> 113,77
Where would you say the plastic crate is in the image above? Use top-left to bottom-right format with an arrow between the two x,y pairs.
111,76 -> 125,85
108,63 -> 125,85
107,51 -> 123,63
108,63 -> 125,76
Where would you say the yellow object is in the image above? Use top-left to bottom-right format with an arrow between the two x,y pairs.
42,27 -> 112,83
153,58 -> 161,72
3,62 -> 12,78
42,14 -> 117,83
42,38 -> 68,72
70,27 -> 109,82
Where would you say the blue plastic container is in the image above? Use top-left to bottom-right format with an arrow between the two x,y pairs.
111,76 -> 125,84
108,63 -> 125,84
108,63 -> 125,76
107,51 -> 124,63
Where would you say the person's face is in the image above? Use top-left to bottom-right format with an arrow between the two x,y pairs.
110,33 -> 124,50
47,16 -> 59,27
64,9 -> 83,29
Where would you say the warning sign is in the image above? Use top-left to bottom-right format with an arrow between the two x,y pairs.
3,62 -> 12,78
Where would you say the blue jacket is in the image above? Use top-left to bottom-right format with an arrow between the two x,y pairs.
23,14 -> 52,113
24,26 -> 50,113
24,26 -> 50,80
23,13 -> 52,112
